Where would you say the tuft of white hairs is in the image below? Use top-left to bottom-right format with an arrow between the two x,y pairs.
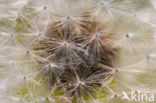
0,0 -> 156,103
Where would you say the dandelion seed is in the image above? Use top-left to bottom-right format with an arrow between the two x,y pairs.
76,19 -> 116,65
60,64 -> 113,102
32,34 -> 86,66
93,0 -> 135,17
46,0 -> 92,34
39,62 -> 62,86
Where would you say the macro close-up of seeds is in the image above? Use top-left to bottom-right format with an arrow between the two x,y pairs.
0,0 -> 156,103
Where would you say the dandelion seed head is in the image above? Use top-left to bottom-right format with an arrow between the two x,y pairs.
0,0 -> 155,103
